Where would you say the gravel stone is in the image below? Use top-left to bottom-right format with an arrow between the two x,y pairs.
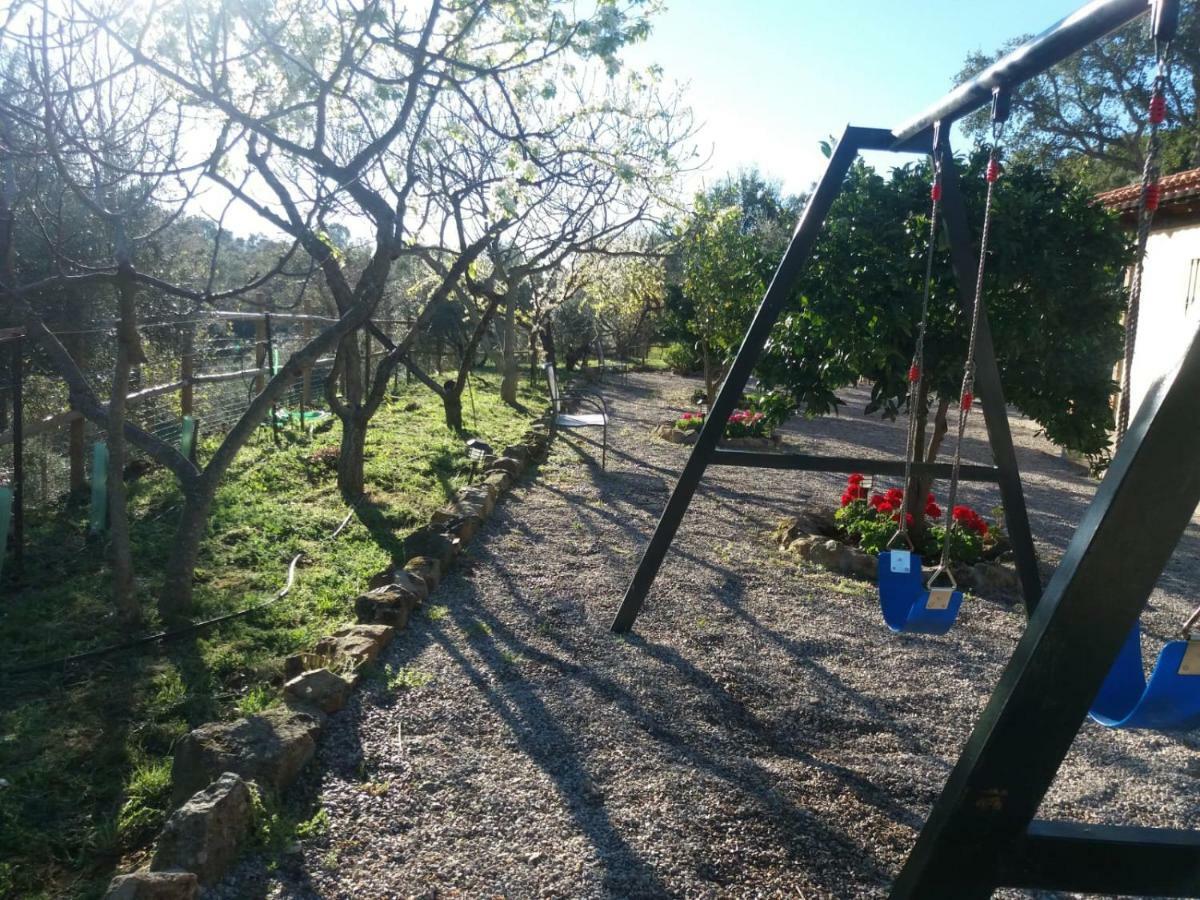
213,372 -> 1200,899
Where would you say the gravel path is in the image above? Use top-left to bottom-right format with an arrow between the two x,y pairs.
219,371 -> 1200,899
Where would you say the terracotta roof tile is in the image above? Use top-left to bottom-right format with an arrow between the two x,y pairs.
1095,166 -> 1200,211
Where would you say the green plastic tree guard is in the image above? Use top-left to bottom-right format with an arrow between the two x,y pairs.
0,486 -> 12,579
180,415 -> 196,461
89,442 -> 108,534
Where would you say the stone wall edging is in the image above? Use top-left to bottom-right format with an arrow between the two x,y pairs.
103,415 -> 555,899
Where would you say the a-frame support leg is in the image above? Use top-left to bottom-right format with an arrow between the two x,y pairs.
891,314 -> 1200,898
609,125 -> 896,633
938,147 -> 1043,611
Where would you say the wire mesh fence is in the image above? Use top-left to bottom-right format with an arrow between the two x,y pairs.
0,313 -> 356,517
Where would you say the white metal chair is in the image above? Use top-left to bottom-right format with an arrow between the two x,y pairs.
545,362 -> 609,469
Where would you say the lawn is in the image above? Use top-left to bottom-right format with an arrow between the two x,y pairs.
0,369 -> 543,899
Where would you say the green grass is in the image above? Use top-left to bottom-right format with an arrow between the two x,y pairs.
0,370 -> 542,899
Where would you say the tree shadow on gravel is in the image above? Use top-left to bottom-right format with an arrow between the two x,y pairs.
428,598 -> 674,896
452,549 -> 900,891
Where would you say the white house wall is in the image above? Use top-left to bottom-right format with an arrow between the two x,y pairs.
1127,221 -> 1200,418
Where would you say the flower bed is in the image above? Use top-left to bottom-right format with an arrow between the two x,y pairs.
675,409 -> 769,439
834,474 -> 996,565
655,408 -> 782,449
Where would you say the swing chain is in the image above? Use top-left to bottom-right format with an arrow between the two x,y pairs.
1181,603 -> 1200,640
890,122 -> 945,551
930,88 -> 1008,586
1117,34 -> 1173,443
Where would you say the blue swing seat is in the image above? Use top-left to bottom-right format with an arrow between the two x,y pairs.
877,550 -> 965,635
1089,621 -> 1200,730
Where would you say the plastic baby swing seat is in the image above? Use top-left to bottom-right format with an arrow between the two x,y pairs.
877,550 -> 964,635
1089,621 -> 1200,730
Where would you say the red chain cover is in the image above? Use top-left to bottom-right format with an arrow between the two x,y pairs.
908,365 -> 921,383
960,392 -> 974,412
1145,182 -> 1162,212
930,182 -> 942,202
1149,91 -> 1167,125
985,159 -> 1001,183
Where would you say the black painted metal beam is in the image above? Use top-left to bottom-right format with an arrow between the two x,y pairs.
609,125 -> 894,633
938,146 -> 1043,612
891,0 -> 1150,149
997,821 -> 1200,896
708,450 -> 999,483
890,314 -> 1200,898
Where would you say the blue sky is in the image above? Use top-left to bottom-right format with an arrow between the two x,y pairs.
623,0 -> 1090,198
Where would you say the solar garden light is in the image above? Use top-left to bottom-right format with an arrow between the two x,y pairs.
465,438 -> 492,483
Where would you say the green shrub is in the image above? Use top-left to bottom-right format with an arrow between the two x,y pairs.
663,341 -> 701,374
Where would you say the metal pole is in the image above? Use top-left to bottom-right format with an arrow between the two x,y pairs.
610,125 -> 896,633
890,0 -> 1150,147
264,313 -> 280,447
891,313 -> 1200,897
938,145 -> 1043,612
10,337 -> 23,578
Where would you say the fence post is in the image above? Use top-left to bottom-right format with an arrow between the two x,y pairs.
180,325 -> 194,419
300,313 -> 312,428
254,314 -> 267,394
264,313 -> 280,446
11,337 -> 23,577
66,333 -> 85,491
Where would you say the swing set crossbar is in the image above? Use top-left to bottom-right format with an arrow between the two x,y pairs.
611,0 -> 1200,895
709,450 -> 999,483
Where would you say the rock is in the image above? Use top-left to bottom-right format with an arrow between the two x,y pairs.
430,499 -> 486,527
774,516 -> 827,547
284,668 -> 354,714
786,536 -> 817,559
354,584 -> 420,628
449,515 -> 482,546
405,556 -> 442,592
392,570 -> 429,603
970,561 -> 1021,598
487,456 -> 523,478
103,870 -> 198,899
807,539 -> 847,571
456,484 -> 497,517
483,471 -> 511,494
366,567 -> 394,591
502,444 -> 530,463
846,548 -> 878,580
284,625 -> 395,679
151,773 -> 252,885
403,530 -> 459,568
171,708 -> 321,806
282,651 -> 325,681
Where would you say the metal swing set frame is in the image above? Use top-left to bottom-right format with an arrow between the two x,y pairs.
610,0 -> 1200,895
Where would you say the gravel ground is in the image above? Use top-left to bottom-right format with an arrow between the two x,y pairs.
218,371 -> 1200,899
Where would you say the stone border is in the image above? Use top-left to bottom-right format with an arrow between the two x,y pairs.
652,422 -> 783,450
773,516 -> 1022,601
103,418 -> 554,899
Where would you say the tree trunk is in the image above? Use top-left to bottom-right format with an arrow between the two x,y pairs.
528,326 -> 539,384
701,338 -> 715,406
335,330 -> 367,498
443,391 -> 463,432
338,414 -> 367,498
108,277 -> 143,624
501,285 -> 519,404
161,484 -> 213,623
905,388 -> 951,542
